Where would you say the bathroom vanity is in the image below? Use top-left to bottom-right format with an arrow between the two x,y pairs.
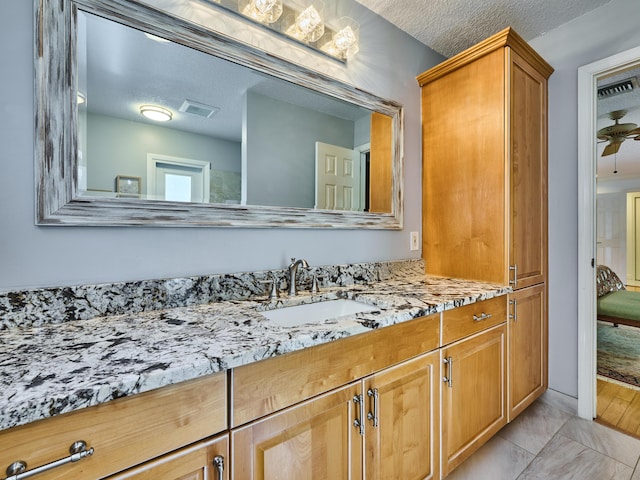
0,262 -> 513,480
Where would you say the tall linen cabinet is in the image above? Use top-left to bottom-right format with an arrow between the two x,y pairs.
417,26 -> 553,464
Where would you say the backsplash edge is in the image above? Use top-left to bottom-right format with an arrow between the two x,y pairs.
0,258 -> 425,329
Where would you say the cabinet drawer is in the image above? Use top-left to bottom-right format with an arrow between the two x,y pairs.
232,313 -> 440,427
442,296 -> 507,345
0,372 -> 226,480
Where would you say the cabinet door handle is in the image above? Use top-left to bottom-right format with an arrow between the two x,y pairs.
472,312 -> 492,322
443,356 -> 453,388
509,264 -> 518,286
509,299 -> 518,322
353,394 -> 365,435
213,455 -> 224,480
3,441 -> 94,480
367,388 -> 379,427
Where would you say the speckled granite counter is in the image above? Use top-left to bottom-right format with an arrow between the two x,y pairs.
0,262 -> 510,432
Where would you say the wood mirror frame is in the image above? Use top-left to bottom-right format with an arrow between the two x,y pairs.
35,0 -> 404,228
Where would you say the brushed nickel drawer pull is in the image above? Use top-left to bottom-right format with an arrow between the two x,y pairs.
509,264 -> 518,286
213,455 -> 224,480
367,388 -> 379,427
443,356 -> 453,388
473,312 -> 492,322
353,394 -> 365,435
4,441 -> 94,480
509,299 -> 518,322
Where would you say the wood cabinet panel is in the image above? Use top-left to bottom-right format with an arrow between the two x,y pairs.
441,324 -> 507,476
422,48 -> 508,285
509,50 -> 548,290
232,313 -> 440,427
231,383 -> 363,480
508,283 -> 547,420
442,296 -> 507,345
106,435 -> 228,480
419,28 -> 551,291
0,373 -> 226,480
364,351 -> 440,480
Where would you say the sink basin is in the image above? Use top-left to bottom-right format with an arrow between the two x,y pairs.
259,299 -> 378,328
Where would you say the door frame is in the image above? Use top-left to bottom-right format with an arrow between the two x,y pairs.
577,45 -> 640,420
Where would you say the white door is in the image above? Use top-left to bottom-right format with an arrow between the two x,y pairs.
596,192 -> 626,281
315,142 -> 360,211
147,154 -> 210,203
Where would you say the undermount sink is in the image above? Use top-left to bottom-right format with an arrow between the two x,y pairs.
259,299 -> 378,328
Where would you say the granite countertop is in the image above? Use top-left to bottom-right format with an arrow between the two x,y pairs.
1,274 -> 510,432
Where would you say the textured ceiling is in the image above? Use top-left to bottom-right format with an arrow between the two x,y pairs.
354,0 -> 612,58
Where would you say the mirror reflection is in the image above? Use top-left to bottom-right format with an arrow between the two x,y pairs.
77,12 -> 392,213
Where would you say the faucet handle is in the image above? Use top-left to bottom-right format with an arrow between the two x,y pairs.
260,274 -> 280,300
311,274 -> 324,294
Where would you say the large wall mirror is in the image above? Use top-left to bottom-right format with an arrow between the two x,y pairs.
35,0 -> 403,228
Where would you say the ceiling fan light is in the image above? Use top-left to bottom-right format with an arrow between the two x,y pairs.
140,105 -> 173,122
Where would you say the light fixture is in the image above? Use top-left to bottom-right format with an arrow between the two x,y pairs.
283,1 -> 324,43
321,17 -> 359,60
77,92 -> 86,105
239,0 -> 283,24
206,0 -> 359,61
140,105 -> 173,122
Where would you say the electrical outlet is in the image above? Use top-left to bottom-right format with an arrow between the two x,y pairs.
410,231 -> 420,251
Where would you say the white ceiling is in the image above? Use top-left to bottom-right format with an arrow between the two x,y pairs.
81,11 -> 370,143
354,0 -> 612,58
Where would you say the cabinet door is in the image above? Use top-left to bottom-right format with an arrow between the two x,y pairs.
508,283 -> 547,420
441,324 -> 507,477
509,49 -> 548,290
232,383 -> 363,480
364,351 -> 439,480
106,435 -> 228,480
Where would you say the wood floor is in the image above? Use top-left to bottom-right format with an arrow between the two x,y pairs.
596,378 -> 640,438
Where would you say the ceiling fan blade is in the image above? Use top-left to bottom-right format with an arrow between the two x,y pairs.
626,127 -> 640,136
602,141 -> 622,156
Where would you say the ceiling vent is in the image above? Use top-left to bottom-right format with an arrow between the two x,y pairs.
598,78 -> 638,99
179,99 -> 220,118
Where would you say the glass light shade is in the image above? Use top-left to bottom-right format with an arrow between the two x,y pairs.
239,0 -> 283,24
140,105 -> 173,122
321,17 -> 359,59
284,1 -> 324,43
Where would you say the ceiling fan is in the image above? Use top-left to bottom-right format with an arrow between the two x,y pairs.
597,109 -> 640,156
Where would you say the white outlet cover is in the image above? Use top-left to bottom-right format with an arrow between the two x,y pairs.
410,231 -> 420,250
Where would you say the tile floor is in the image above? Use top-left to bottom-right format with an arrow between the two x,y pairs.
446,389 -> 640,480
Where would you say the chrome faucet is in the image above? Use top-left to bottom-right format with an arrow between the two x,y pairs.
287,257 -> 309,296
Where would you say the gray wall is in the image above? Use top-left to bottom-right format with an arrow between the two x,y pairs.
528,0 -> 640,397
87,113 -> 241,195
0,1 -> 442,290
244,91 -> 355,208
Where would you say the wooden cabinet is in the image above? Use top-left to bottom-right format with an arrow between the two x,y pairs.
232,383 -> 363,479
440,324 -> 507,477
232,350 -> 440,480
417,28 -> 552,475
106,434 -> 229,480
508,283 -> 547,420
417,27 -> 552,291
0,373 -> 227,480
364,351 -> 440,480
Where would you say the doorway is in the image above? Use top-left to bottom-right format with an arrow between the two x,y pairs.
577,45 -> 640,421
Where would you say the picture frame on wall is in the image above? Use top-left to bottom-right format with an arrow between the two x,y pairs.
115,175 -> 141,197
